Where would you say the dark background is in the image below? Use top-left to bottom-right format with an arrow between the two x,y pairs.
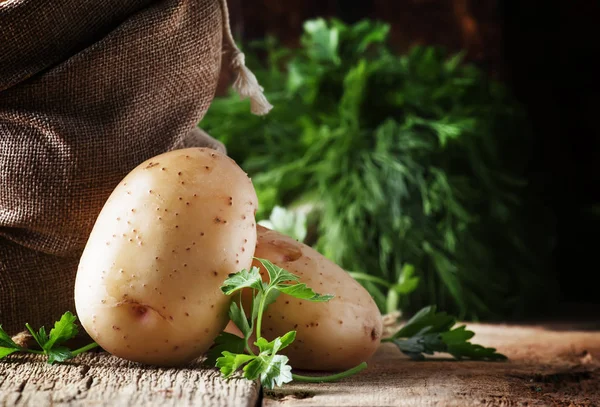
223,0 -> 600,312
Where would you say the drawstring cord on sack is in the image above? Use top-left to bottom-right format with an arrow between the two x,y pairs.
219,0 -> 273,116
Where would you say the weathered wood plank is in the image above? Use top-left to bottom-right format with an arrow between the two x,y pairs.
2,324 -> 598,406
0,352 -> 259,407
263,324 -> 600,406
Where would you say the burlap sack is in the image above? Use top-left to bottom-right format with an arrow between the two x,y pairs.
0,0 -> 271,335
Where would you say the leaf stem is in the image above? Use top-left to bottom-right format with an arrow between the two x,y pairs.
245,343 -> 256,357
291,362 -> 368,383
256,287 -> 272,340
24,323 -> 43,349
386,289 -> 399,315
24,349 -> 44,355
240,291 -> 256,356
71,342 -> 100,356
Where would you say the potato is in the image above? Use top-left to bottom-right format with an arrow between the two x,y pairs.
75,148 -> 258,366
246,225 -> 383,371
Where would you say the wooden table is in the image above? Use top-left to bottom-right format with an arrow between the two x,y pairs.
1,323 -> 599,406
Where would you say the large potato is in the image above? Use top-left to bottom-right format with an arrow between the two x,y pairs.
247,225 -> 383,371
75,148 -> 257,366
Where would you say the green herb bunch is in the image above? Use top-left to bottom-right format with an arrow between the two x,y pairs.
202,18 -> 558,320
205,259 -> 504,389
0,312 -> 98,363
205,259 -> 368,389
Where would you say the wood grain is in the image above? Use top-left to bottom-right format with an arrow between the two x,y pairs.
0,352 -> 259,407
263,323 -> 600,406
1,323 -> 599,406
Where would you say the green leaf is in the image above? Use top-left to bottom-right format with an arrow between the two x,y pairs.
259,354 -> 293,389
254,259 -> 299,287
2,315 -> 96,363
393,264 -> 420,295
216,351 -> 255,378
278,283 -> 334,302
229,301 -> 251,339
302,18 -> 341,64
37,327 -> 49,347
440,325 -> 475,345
339,60 -> 368,127
242,353 -> 293,389
276,331 -> 296,350
221,267 -> 264,295
255,337 -> 280,355
0,347 -> 19,358
392,306 -> 455,338
255,331 -> 296,354
354,21 -> 390,53
390,306 -> 507,361
0,326 -> 18,349
25,323 -> 47,349
45,312 -> 79,351
47,346 -> 73,364
446,342 -> 507,361
205,333 -> 247,367
444,50 -> 466,73
242,354 -> 268,380
393,332 -> 447,359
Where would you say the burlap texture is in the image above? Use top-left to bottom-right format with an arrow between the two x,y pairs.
0,0 -> 226,334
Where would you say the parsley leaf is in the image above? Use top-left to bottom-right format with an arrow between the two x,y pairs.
256,354 -> 293,389
45,311 -> 78,350
392,305 -> 455,338
229,301 -> 252,339
47,346 -> 73,364
205,332 -> 246,367
1,325 -> 25,359
37,327 -> 50,347
242,353 -> 270,380
0,312 -> 98,364
242,351 -> 294,389
25,323 -> 49,349
255,331 -> 296,354
213,332 -> 296,389
278,283 -> 334,301
441,325 -> 474,344
221,267 -> 264,295
446,342 -> 506,361
392,333 -> 447,360
211,258 -> 367,389
0,347 -> 19,358
254,258 -> 299,286
217,351 -> 255,378
388,305 -> 507,361
0,325 -> 19,349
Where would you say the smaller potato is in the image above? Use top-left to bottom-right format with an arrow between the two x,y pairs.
245,225 -> 383,371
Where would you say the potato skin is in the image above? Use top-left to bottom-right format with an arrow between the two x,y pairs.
75,148 -> 257,366
248,225 -> 383,371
